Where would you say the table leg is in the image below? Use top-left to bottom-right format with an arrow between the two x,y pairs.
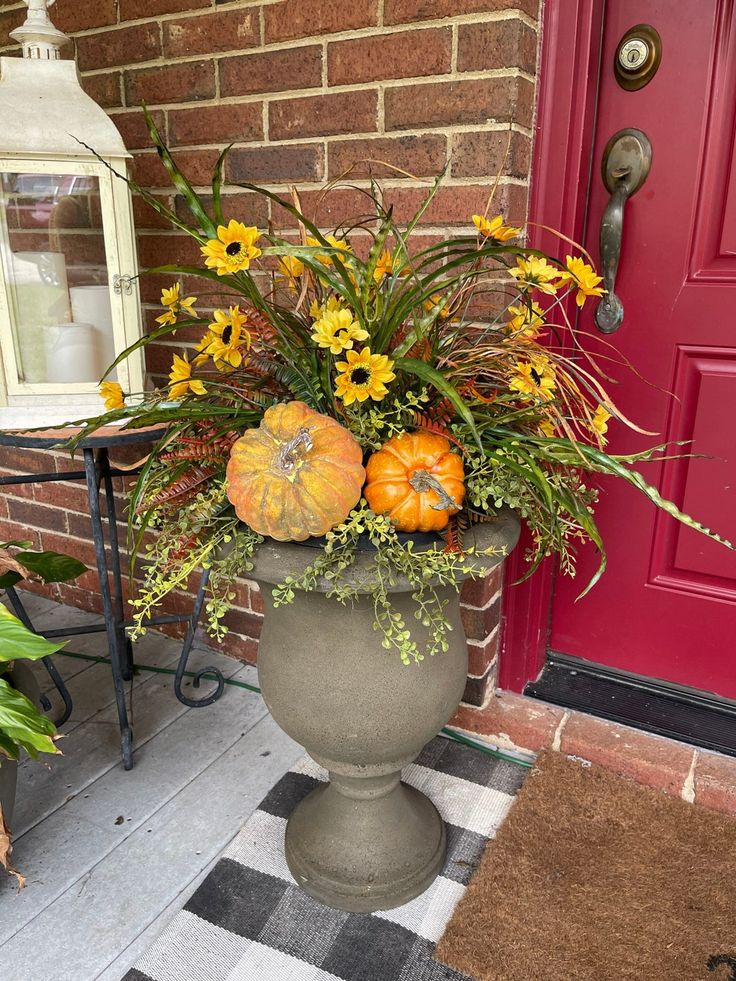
100,449 -> 133,682
5,587 -> 73,727
84,448 -> 134,770
174,567 -> 226,708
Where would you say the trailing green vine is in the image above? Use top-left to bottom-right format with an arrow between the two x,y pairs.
273,502 -> 505,664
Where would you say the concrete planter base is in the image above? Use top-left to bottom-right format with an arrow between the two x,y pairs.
250,512 -> 519,912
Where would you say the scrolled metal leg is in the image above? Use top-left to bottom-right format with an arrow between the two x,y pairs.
4,586 -> 74,727
174,567 -> 225,708
84,448 -> 134,770
100,449 -> 133,682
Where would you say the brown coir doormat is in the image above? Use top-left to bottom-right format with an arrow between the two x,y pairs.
435,751 -> 736,981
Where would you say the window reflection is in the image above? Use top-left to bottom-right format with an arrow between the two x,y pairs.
2,172 -> 116,385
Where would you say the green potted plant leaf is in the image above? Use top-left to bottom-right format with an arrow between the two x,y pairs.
0,543 -> 86,889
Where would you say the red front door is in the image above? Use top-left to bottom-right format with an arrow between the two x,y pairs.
548,1 -> 736,698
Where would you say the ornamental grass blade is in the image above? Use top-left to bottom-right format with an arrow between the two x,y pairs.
143,105 -> 217,239
211,145 -> 232,227
396,358 -> 481,449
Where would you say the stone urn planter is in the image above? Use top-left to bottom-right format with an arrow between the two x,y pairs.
250,510 -> 519,912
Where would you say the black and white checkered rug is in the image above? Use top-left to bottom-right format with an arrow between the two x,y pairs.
123,736 -> 527,981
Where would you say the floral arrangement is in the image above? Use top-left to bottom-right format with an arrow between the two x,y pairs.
80,112 -> 730,665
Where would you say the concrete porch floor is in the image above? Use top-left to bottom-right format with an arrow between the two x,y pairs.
0,593 -> 302,981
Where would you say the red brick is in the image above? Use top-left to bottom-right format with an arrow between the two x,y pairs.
462,660 -> 497,706
457,19 -> 538,74
264,0 -> 378,43
216,630 -> 259,665
125,61 -> 216,107
451,129 -> 531,179
385,0 -> 539,24
55,0 -> 118,33
120,0 -> 210,19
467,632 -> 499,676
226,143 -> 325,184
0,446 -> 53,473
460,595 -> 500,643
695,751 -> 736,816
0,521 -> 41,550
452,690 -> 565,752
460,565 -> 503,608
327,28 -> 451,85
560,714 -> 694,797
327,134 -> 447,179
273,186 -> 367,230
169,102 -> 264,146
385,76 -> 534,130
81,71 -> 123,110
0,6 -> 23,41
138,232 -> 205,269
32,480 -> 91,514
133,194 -> 176,230
133,148 -> 221,188
77,24 -> 161,72
173,190 -> 269,230
269,90 -> 378,141
163,9 -> 260,58
386,182 -> 528,226
220,45 -> 323,97
110,109 -> 165,151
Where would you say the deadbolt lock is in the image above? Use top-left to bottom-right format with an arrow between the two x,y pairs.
614,24 -> 662,91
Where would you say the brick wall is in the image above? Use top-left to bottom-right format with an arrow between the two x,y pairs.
0,0 -> 540,703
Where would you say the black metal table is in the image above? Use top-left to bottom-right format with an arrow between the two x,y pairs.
0,425 -> 224,770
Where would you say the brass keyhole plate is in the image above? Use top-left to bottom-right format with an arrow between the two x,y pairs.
614,24 -> 662,91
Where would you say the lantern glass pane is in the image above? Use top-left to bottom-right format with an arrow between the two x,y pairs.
2,171 -> 117,386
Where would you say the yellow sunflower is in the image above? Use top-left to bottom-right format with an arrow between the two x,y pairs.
472,214 -> 521,242
306,235 -> 353,267
591,404 -> 612,443
334,348 -> 395,405
538,418 -> 557,438
506,302 -> 546,341
509,257 -> 560,295
311,307 -> 368,355
205,306 -> 251,370
168,353 -> 206,400
373,249 -> 395,284
201,220 -> 262,276
156,283 -> 198,327
557,255 -> 606,308
99,380 -> 125,411
278,254 -> 304,286
423,293 -> 451,319
509,358 -> 556,401
309,296 -> 343,320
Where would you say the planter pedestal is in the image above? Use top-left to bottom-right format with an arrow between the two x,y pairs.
250,512 -> 519,912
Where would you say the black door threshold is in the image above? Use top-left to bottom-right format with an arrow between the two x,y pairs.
526,654 -> 736,757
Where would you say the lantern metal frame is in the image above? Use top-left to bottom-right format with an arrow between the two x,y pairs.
0,0 -> 145,424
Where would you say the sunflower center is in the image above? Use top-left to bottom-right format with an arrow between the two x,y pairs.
530,367 -> 542,386
226,242 -> 243,257
350,367 -> 371,385
222,325 -> 233,345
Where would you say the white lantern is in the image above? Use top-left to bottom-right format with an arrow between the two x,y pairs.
0,0 -> 144,428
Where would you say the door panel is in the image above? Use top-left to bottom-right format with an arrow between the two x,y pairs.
549,0 -> 736,698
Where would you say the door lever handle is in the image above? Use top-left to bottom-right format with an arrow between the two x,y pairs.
594,128 -> 652,334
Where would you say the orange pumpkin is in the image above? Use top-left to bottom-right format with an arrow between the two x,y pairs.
226,401 -> 365,541
364,431 -> 465,533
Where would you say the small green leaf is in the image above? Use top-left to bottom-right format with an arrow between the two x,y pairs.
15,551 -> 87,584
0,607 -> 66,663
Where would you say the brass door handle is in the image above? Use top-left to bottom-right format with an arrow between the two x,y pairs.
594,128 -> 652,333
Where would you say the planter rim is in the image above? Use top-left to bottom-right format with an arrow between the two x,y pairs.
248,508 -> 520,592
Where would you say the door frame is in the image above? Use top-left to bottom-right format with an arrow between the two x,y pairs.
499,0 -> 606,692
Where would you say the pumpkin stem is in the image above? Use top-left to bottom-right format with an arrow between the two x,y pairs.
277,427 -> 314,473
409,469 -> 461,512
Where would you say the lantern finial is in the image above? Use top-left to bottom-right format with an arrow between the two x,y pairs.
10,0 -> 69,61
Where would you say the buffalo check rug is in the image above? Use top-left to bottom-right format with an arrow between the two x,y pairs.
123,736 -> 527,981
